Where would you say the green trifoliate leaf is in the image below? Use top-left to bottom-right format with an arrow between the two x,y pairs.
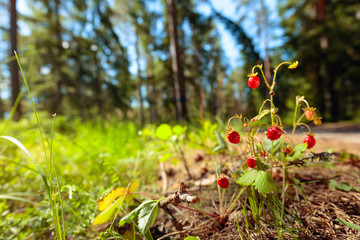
253,170 -> 277,196
236,170 -> 258,186
255,158 -> 270,171
236,170 -> 276,196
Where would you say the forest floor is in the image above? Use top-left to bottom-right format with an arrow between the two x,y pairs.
147,123 -> 360,240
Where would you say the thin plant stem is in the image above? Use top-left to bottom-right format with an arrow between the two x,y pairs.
14,51 -> 49,177
49,114 -> 66,236
14,52 -> 65,238
191,204 -> 221,227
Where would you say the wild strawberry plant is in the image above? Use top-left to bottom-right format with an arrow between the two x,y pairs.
221,60 -> 328,236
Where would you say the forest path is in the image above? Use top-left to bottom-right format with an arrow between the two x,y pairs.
291,123 -> 360,156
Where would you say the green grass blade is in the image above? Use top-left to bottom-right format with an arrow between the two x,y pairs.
49,114 -> 66,236
14,51 -> 49,182
0,194 -> 36,204
0,156 -> 39,173
236,213 -> 245,240
14,51 -> 63,239
337,219 -> 360,231
241,203 -> 251,239
0,136 -> 49,192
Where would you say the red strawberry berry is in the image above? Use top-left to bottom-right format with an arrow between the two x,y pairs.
227,130 -> 240,144
217,175 -> 230,189
248,76 -> 260,89
247,158 -> 256,168
303,134 -> 316,149
267,126 -> 283,141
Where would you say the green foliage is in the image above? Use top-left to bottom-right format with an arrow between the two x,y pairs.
236,170 -> 276,196
287,143 -> 307,161
328,179 -> 360,192
188,121 -> 219,152
184,237 -> 200,240
279,0 -> 360,121
0,117 -> 159,239
119,199 -> 159,239
155,124 -> 173,140
211,129 -> 227,152
143,123 -> 188,165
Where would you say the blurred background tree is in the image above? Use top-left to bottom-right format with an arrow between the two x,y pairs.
0,0 -> 359,124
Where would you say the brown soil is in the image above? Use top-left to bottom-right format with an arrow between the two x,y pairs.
150,123 -> 360,240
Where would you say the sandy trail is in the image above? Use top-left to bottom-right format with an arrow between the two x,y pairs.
292,123 -> 360,156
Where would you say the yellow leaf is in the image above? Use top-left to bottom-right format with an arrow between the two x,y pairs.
93,196 -> 125,225
97,187 -> 126,211
97,180 -> 140,211
129,179 -> 140,192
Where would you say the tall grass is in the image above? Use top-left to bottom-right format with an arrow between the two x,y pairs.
15,51 -> 65,239
0,53 -> 160,238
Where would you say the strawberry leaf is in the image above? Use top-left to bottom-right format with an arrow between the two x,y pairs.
119,200 -> 159,239
236,170 -> 258,186
255,158 -> 270,171
263,138 -> 282,153
236,170 -> 276,196
253,170 -> 277,196
287,143 -> 307,161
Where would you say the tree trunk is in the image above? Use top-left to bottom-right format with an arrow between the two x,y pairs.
135,28 -> 145,126
167,0 -> 187,121
216,73 -> 223,117
53,0 -> 64,114
10,0 -> 21,120
315,0 -> 327,116
260,0 -> 271,84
